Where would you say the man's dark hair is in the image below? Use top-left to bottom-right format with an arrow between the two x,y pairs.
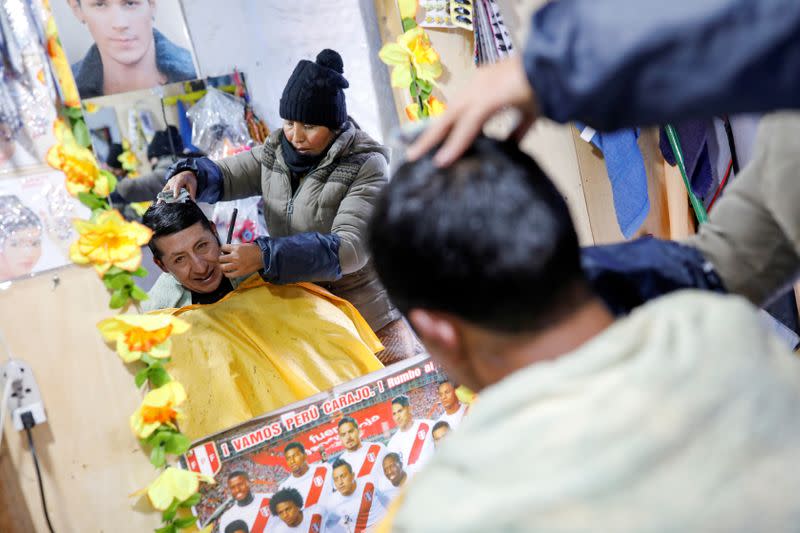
368,136 -> 589,333
227,470 -> 249,482
225,520 -> 249,533
269,487 -> 304,515
142,201 -> 216,259
147,125 -> 184,160
284,441 -> 305,455
332,458 -> 353,473
437,379 -> 456,389
391,395 -> 410,408
384,452 -> 402,466
432,421 -> 451,433
337,416 -> 358,430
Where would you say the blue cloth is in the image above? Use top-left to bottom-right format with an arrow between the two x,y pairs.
166,157 -> 224,203
577,125 -> 649,238
525,0 -> 800,130
176,101 -> 200,153
582,237 -> 726,316
660,121 -> 713,198
255,233 -> 342,284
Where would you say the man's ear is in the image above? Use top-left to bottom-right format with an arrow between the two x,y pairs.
408,309 -> 462,367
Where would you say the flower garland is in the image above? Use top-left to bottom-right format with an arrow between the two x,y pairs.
38,1 -> 210,530
379,0 -> 447,121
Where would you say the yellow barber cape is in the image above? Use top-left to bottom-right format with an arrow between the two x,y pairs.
157,275 -> 384,440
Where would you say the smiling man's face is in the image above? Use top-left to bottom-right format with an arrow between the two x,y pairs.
152,221 -> 223,294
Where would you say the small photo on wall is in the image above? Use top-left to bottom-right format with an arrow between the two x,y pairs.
49,0 -> 199,100
0,170 -> 89,283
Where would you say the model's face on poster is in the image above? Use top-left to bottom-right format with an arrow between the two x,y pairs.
392,403 -> 412,430
276,501 -> 302,527
0,227 -> 43,281
437,382 -> 457,410
284,447 -> 306,474
382,456 -> 403,485
333,465 -> 356,496
227,475 -> 250,502
338,422 -> 361,451
70,0 -> 156,68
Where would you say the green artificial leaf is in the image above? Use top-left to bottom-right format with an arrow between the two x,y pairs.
164,432 -> 190,456
77,192 -> 105,211
102,170 -> 118,194
107,266 -> 125,276
134,367 -> 149,388
149,367 -> 171,388
109,289 -> 129,309
131,285 -> 149,301
107,273 -> 132,290
162,498 -> 180,522
174,516 -> 197,529
179,493 -> 201,508
155,524 -> 177,533
409,82 -> 419,98
401,17 -> 417,32
72,119 -> 91,147
132,267 -> 148,278
141,354 -> 157,366
150,443 -> 166,468
64,106 -> 84,119
417,79 -> 433,93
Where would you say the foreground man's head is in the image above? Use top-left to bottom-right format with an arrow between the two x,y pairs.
370,137 -> 606,391
143,201 -> 223,294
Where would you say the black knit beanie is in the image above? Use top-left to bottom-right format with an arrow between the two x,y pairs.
279,49 -> 349,130
147,125 -> 184,160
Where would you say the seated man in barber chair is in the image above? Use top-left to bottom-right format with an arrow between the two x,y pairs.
140,201 -> 383,439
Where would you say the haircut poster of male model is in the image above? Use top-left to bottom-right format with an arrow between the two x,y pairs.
180,355 -> 472,533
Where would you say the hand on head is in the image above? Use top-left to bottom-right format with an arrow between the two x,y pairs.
162,170 -> 198,202
406,55 -> 539,168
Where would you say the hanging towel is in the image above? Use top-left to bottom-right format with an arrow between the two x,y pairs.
659,120 -> 713,198
577,124 -> 649,238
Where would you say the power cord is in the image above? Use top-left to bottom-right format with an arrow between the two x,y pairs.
22,412 -> 55,533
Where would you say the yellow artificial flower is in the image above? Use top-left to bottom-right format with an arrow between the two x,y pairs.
97,314 -> 190,363
379,27 -> 442,88
45,20 -> 80,108
83,102 -> 98,113
119,139 -> 139,173
398,0 -> 418,19
130,381 -> 187,439
70,210 -> 153,275
132,467 -> 214,511
46,119 -> 110,197
404,95 -> 447,121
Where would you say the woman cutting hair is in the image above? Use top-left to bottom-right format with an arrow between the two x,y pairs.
163,49 -> 416,364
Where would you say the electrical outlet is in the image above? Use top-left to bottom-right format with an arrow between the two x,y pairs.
1,359 -> 47,430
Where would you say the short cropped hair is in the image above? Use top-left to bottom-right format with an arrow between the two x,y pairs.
337,416 -> 358,431
432,421 -> 451,433
384,452 -> 402,466
368,136 -> 589,333
269,487 -> 304,515
284,441 -> 306,455
225,520 -> 248,533
391,395 -> 410,408
332,458 -> 353,473
142,201 -> 216,259
227,470 -> 249,482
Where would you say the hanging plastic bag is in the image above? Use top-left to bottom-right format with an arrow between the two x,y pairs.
186,87 -> 251,160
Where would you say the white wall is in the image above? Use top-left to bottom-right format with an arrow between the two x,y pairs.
180,0 -> 398,143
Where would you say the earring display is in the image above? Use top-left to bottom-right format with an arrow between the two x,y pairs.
418,0 -> 457,29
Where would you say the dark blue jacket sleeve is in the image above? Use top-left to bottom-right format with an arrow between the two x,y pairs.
255,233 -> 342,284
582,237 -> 726,316
525,0 -> 800,130
166,157 -> 224,203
